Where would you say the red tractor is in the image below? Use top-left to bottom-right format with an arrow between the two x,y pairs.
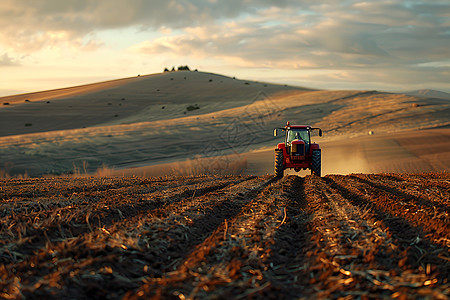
274,121 -> 323,178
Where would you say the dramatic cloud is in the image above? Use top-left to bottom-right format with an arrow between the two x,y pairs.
2,1 -> 449,60
130,3 -> 449,67
0,0 -> 294,52
0,0 -> 449,93
127,1 -> 450,90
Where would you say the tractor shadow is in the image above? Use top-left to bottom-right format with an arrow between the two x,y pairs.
264,175 -> 312,296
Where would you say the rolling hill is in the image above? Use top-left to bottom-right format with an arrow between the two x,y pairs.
404,89 -> 450,100
0,71 -> 449,177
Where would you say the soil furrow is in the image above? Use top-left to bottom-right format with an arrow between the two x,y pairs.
367,173 -> 450,205
1,176 -> 274,299
1,173 -> 448,299
0,176 -> 178,199
351,174 -> 449,213
0,175 -> 234,210
127,176 -> 281,299
0,176 -> 247,266
261,175 -> 311,298
324,176 -> 449,280
311,176 -> 448,298
147,175 -> 262,219
301,175 -> 366,298
335,174 -> 449,246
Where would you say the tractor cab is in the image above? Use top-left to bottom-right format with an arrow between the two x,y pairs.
273,122 -> 322,156
287,129 -> 310,145
285,128 -> 310,157
273,121 -> 323,177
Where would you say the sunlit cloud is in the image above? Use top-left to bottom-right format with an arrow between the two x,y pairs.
0,0 -> 449,95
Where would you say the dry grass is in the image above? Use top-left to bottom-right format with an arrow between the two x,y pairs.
170,155 -> 248,176
94,164 -> 115,177
0,163 -> 28,179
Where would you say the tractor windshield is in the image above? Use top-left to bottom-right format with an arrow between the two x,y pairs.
287,129 -> 310,144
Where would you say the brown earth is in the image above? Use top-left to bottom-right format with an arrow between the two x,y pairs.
1,173 -> 448,299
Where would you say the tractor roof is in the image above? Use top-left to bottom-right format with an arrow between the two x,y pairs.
285,125 -> 311,130
284,121 -> 311,130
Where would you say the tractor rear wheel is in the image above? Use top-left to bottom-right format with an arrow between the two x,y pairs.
275,150 -> 284,178
311,149 -> 321,176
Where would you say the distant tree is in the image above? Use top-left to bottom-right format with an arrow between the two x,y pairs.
171,66 -> 175,71
164,67 -> 169,72
177,65 -> 190,71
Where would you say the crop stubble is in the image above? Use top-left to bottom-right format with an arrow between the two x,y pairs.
0,173 -> 448,299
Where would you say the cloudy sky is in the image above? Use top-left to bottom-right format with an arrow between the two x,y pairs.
1,0 -> 449,96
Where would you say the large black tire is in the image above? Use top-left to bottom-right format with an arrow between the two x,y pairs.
311,149 -> 321,177
274,150 -> 284,178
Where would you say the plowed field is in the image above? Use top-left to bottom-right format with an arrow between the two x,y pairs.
1,173 -> 449,299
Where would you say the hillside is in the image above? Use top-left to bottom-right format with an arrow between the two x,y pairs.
1,71 -> 449,177
1,173 -> 448,298
404,89 -> 450,100
0,71 -> 309,137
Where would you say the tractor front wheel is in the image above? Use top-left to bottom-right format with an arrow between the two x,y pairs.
311,149 -> 321,177
275,150 -> 284,178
